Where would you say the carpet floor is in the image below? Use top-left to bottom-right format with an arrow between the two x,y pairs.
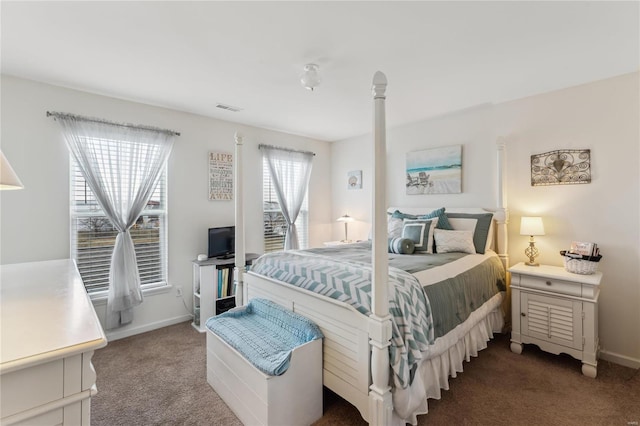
92,321 -> 639,425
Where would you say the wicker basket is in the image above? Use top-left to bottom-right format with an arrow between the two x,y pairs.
560,250 -> 602,275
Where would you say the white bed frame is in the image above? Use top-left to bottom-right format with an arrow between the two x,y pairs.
231,72 -> 509,425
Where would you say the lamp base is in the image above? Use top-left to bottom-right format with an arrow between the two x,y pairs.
524,240 -> 540,267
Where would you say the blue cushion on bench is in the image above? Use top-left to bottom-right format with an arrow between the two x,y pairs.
206,298 -> 323,376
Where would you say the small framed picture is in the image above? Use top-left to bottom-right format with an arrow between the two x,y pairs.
347,170 -> 362,190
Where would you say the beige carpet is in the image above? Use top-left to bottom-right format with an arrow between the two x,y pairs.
92,321 -> 639,426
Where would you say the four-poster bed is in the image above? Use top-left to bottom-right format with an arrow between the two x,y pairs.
228,72 -> 509,425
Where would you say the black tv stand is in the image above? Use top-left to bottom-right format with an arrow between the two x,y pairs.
217,254 -> 234,260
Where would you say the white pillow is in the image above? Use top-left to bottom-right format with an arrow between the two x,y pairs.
388,216 -> 404,239
446,212 -> 494,254
434,229 -> 476,254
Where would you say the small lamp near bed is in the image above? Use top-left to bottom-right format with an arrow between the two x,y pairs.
337,214 -> 355,243
520,216 -> 545,266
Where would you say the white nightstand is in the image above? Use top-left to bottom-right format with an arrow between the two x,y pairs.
509,262 -> 602,378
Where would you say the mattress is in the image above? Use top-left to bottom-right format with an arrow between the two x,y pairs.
249,244 -> 505,390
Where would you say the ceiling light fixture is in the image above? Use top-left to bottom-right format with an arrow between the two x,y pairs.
300,63 -> 321,91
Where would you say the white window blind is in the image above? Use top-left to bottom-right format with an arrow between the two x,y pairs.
262,157 -> 308,253
70,144 -> 168,294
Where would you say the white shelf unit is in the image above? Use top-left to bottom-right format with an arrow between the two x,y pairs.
192,253 -> 260,333
509,262 -> 602,377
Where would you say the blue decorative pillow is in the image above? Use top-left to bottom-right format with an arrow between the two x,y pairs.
388,237 -> 415,254
402,218 -> 438,253
392,208 -> 453,230
445,212 -> 494,254
419,207 -> 453,230
391,210 -> 418,220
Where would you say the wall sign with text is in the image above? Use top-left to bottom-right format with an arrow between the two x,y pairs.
209,151 -> 233,200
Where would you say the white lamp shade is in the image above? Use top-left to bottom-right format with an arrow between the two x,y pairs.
520,216 -> 545,236
0,151 -> 24,190
336,214 -> 355,223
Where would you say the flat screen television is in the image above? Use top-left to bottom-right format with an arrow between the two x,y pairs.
208,226 -> 235,259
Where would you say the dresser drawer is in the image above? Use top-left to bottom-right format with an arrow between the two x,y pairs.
518,275 -> 582,297
1,359 -> 63,418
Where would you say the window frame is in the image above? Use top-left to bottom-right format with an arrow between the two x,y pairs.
262,156 -> 309,253
69,148 -> 169,299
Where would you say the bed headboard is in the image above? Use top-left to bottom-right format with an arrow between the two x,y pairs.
387,206 -> 508,268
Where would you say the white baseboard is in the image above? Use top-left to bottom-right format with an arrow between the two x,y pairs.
600,349 -> 640,369
105,314 -> 193,342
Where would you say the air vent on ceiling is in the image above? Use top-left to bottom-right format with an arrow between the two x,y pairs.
215,103 -> 243,112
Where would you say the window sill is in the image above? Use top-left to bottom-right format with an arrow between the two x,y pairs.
90,284 -> 173,306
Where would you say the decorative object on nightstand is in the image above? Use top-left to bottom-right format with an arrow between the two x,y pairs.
509,262 -> 602,378
561,241 -> 602,275
520,216 -> 545,266
0,150 -> 24,190
337,214 -> 355,242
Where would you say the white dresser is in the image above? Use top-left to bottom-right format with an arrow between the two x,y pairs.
509,262 -> 602,378
1,259 -> 107,425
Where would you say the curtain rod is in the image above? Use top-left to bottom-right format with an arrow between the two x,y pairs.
258,143 -> 316,156
46,111 -> 181,136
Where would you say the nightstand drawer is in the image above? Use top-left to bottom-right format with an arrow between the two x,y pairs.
518,275 -> 581,297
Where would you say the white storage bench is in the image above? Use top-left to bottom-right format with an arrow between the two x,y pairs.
205,298 -> 323,426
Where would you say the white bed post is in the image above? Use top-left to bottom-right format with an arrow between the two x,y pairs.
368,71 -> 393,426
234,132 -> 246,307
495,137 -> 509,270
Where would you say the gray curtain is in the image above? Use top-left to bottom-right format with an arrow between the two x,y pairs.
55,114 -> 174,329
261,145 -> 313,250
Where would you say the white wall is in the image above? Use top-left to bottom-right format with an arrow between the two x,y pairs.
331,72 -> 640,368
0,75 -> 332,340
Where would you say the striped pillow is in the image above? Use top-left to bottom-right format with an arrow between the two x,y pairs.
388,237 -> 415,254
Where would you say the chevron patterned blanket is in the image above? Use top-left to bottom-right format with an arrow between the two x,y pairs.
250,250 -> 435,389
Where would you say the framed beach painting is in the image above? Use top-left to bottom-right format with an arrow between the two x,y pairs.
406,145 -> 462,195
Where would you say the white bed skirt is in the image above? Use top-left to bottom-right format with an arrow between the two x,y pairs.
392,292 -> 505,425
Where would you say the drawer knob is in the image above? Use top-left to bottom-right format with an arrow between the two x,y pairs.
521,312 -> 526,317
546,281 -> 552,286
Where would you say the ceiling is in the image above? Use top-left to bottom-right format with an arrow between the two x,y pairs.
1,1 -> 638,142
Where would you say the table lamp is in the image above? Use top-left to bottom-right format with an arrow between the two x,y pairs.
520,216 -> 545,266
337,214 -> 355,242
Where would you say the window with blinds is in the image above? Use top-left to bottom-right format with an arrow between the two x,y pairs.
70,149 -> 168,294
263,157 -> 308,253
